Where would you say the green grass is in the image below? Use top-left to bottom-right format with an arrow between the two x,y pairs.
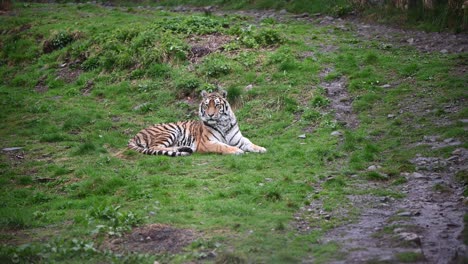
0,2 -> 466,263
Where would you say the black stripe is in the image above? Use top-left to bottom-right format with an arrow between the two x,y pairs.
233,137 -> 241,147
229,129 -> 240,142
226,121 -> 238,134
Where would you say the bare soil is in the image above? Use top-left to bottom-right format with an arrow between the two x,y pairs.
102,224 -> 199,254
187,33 -> 233,63
319,67 -> 359,129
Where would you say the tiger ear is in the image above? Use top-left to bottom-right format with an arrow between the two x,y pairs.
220,89 -> 228,99
201,90 -> 208,98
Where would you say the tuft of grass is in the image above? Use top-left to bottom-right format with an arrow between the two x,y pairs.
395,251 -> 425,263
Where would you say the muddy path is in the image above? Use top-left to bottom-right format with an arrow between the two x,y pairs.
320,148 -> 467,263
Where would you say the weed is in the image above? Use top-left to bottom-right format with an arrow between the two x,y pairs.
364,171 -> 389,181
43,31 -> 76,53
200,54 -> 232,77
310,95 -> 330,108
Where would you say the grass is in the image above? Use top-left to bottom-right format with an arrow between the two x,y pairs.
0,2 -> 466,263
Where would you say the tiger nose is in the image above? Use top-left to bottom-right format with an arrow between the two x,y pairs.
208,113 -> 214,117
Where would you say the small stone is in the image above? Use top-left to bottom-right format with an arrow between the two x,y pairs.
323,214 -> 331,220
443,138 -> 455,143
295,12 -> 309,18
264,178 -> 273,182
394,227 -> 405,233
279,9 -> 288,15
423,135 -> 439,142
397,211 -> 412,217
298,134 -> 306,139
447,156 -> 458,162
380,197 -> 390,203
330,131 -> 342,136
399,232 -> 421,246
244,84 -> 253,91
440,49 -> 448,54
367,165 -> 380,171
2,147 -> 23,151
387,114 -> 396,118
380,84 -> 392,88
407,38 -> 414,44
459,119 -> 468,123
411,172 -> 427,180
452,148 -> 463,155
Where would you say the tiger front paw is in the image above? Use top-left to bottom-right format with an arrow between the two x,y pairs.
234,149 -> 245,155
250,145 -> 267,153
257,146 -> 267,153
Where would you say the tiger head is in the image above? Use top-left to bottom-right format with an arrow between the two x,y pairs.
199,90 -> 233,126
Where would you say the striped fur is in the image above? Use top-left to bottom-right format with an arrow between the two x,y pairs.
128,90 -> 267,157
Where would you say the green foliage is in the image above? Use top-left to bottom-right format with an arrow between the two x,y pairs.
200,54 -> 232,77
310,95 -> 330,108
47,31 -> 75,51
1,35 -> 39,63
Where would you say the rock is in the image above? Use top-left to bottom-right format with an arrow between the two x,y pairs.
444,138 -> 455,143
279,9 -> 288,15
411,172 -> 428,180
380,197 -> 390,203
264,178 -> 273,182
397,211 -> 412,217
298,134 -> 306,139
330,131 -> 342,136
459,119 -> 468,123
447,156 -> 459,162
440,49 -> 448,54
387,114 -> 396,118
407,38 -> 415,44
398,232 -> 421,246
423,135 -> 439,142
2,147 -> 23,151
295,12 -> 309,18
380,84 -> 392,88
244,84 -> 253,91
393,227 -> 405,233
367,165 -> 381,171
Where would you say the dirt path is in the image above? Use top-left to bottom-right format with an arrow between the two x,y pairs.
322,148 -> 467,263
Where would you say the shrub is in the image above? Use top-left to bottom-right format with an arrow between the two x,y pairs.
43,31 -> 75,53
200,54 -> 232,77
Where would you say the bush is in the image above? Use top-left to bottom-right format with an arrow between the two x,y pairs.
43,31 -> 76,53
200,54 -> 232,77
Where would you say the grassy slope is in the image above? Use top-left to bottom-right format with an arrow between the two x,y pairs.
0,3 -> 466,263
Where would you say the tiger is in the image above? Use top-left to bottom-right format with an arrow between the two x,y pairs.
128,90 -> 267,157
